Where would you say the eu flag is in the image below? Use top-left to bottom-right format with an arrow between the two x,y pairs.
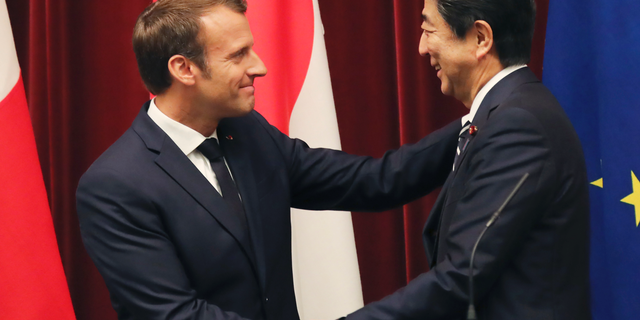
542,0 -> 640,318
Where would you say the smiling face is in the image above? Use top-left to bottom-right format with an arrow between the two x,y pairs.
419,0 -> 478,104
194,5 -> 267,119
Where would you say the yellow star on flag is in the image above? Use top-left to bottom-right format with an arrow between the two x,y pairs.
591,178 -> 603,188
620,171 -> 640,227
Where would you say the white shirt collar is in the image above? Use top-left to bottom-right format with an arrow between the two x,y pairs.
147,98 -> 218,156
461,65 -> 527,125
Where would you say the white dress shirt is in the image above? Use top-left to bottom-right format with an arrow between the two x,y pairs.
147,98 -> 232,196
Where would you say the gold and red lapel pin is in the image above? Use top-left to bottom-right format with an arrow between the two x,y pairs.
226,135 -> 234,140
469,125 -> 478,136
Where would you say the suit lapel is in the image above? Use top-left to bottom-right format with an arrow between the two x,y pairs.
448,68 -> 540,181
423,172 -> 454,268
216,120 -> 267,289
132,103 -> 259,276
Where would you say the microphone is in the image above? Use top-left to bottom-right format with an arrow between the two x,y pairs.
466,173 -> 529,320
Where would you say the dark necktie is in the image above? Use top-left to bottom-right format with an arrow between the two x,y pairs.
453,121 -> 471,171
197,138 -> 248,228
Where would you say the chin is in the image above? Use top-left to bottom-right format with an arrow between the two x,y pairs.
244,101 -> 256,113
440,82 -> 455,98
237,103 -> 255,117
440,86 -> 451,97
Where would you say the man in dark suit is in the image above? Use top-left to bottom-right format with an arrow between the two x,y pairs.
344,0 -> 590,319
76,1 -> 461,319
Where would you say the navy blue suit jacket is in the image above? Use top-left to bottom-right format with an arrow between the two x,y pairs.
76,103 -> 460,320
346,68 -> 591,320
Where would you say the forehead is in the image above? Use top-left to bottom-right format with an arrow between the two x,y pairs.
200,6 -> 253,50
421,0 -> 442,25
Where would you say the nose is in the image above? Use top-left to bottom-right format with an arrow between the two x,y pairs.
419,33 -> 429,56
248,50 -> 267,78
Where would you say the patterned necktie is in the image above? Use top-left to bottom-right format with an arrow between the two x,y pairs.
197,138 -> 248,228
453,121 -> 471,171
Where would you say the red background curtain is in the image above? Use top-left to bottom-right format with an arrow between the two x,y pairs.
5,0 -> 548,319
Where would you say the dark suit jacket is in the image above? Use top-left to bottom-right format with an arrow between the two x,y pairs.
76,103 -> 460,320
346,68 -> 591,320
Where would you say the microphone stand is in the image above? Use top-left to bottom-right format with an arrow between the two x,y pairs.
466,173 -> 529,320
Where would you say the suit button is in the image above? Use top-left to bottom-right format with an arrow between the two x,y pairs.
265,297 -> 269,302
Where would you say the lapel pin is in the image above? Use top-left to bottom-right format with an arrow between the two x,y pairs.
226,135 -> 233,140
469,125 -> 478,136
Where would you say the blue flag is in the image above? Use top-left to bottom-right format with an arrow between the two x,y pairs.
543,0 -> 640,318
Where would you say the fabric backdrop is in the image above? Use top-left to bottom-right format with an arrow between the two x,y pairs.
5,0 -> 547,319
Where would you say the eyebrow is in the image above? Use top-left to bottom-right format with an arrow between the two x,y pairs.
228,47 -> 246,58
227,44 -> 251,59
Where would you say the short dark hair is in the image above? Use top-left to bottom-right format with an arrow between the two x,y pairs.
132,0 -> 248,95
437,0 -> 536,67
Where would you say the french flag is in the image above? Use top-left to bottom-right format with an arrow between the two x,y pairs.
0,0 -> 76,318
247,0 -> 364,319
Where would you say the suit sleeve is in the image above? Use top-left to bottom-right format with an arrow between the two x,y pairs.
253,112 -> 462,212
77,168 -> 250,320
345,107 -> 556,319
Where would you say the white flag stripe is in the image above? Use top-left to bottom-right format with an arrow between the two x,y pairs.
288,13 -> 339,147
0,0 -> 20,100
289,1 -> 364,320
291,211 -> 363,319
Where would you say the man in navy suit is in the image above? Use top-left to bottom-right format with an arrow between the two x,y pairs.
345,0 -> 590,319
76,0 -> 461,319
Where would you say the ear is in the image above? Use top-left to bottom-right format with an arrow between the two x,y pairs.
472,20 -> 494,60
167,55 -> 197,86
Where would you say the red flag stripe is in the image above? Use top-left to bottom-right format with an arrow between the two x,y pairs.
247,0 -> 314,134
0,75 -> 76,319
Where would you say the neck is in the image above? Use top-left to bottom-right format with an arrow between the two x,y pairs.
461,59 -> 504,109
155,89 -> 219,137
